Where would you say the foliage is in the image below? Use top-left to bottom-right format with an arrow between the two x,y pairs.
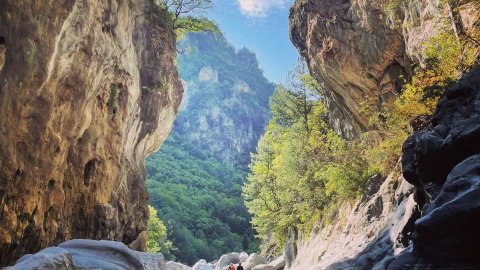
157,0 -> 220,39
107,84 -> 118,115
147,205 -> 173,254
175,16 -> 220,39
146,32 -> 273,265
358,24 -> 478,174
147,134 -> 259,264
245,22 -> 479,248
243,69 -> 372,247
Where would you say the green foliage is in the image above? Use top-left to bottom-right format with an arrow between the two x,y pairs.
243,71 -> 372,247
358,23 -> 478,174
146,32 -> 273,265
155,0 -> 219,39
147,205 -> 173,254
175,16 -> 220,40
147,134 -> 259,264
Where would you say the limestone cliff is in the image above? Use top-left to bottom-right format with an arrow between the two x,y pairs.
288,0 -> 480,268
282,68 -> 480,270
0,0 -> 182,266
289,0 -> 479,138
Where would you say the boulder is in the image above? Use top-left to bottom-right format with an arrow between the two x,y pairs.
6,240 -> 166,270
192,259 -> 214,270
166,261 -> 191,270
251,256 -> 285,270
4,247 -> 75,270
243,253 -> 267,270
215,252 -> 248,270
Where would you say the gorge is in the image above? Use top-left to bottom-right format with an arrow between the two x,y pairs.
1,0 -> 480,269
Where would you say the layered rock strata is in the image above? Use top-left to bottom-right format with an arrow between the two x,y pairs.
290,0 -> 479,138
0,0 -> 182,266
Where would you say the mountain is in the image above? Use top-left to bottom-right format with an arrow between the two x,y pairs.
146,32 -> 275,265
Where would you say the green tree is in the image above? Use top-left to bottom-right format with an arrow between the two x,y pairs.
159,0 -> 220,39
147,205 -> 173,254
243,64 -> 372,250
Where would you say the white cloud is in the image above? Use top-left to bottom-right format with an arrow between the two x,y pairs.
237,0 -> 287,17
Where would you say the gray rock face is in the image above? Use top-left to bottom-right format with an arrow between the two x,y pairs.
6,240 -> 166,270
287,171 -> 416,270
289,0 -> 409,138
397,68 -> 480,267
402,68 -> 480,205
166,261 -> 192,270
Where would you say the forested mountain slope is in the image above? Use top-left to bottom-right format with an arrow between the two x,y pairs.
146,33 -> 275,265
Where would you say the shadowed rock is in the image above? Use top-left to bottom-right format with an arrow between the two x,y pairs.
6,240 -> 166,270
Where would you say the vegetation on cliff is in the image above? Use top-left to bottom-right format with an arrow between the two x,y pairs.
243,64 -> 373,251
245,3 -> 479,252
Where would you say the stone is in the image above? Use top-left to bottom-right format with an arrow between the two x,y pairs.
0,0 -> 182,266
215,252 -> 248,270
402,68 -> 480,204
413,155 -> 480,265
289,0 -> 410,138
166,261 -> 192,270
251,256 -> 285,270
192,259 -> 214,270
243,254 -> 267,270
6,240 -> 167,270
5,247 -> 75,270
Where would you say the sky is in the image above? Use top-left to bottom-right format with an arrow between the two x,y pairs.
206,0 -> 299,83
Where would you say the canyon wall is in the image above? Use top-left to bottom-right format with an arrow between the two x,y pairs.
0,0 -> 182,266
290,0 -> 479,138
289,0 -> 480,268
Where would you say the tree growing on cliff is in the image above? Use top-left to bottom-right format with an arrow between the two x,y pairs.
159,0 -> 220,39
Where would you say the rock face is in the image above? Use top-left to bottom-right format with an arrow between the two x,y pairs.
287,171 -> 417,270
6,239 -> 166,270
397,68 -> 480,267
0,0 -> 181,266
284,68 -> 480,269
289,0 -> 479,138
175,33 -> 275,165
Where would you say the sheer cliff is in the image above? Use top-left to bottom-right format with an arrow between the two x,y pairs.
0,0 -> 182,266
286,0 -> 480,269
290,0 -> 479,138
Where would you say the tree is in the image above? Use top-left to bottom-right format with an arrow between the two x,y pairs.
158,0 -> 220,38
147,205 -> 173,254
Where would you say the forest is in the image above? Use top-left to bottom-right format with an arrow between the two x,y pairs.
146,32 -> 274,265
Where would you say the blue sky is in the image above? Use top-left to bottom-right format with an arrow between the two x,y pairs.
206,0 -> 299,83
